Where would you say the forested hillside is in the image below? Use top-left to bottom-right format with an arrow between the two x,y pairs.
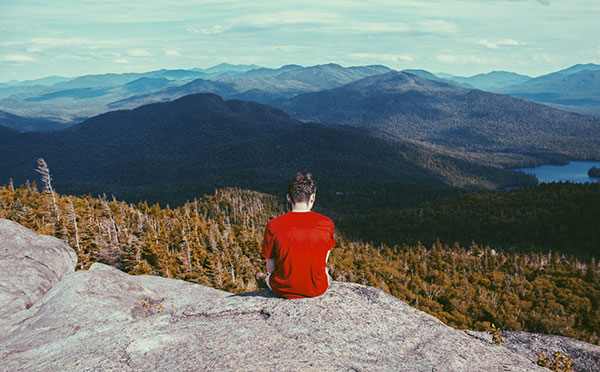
339,182 -> 600,258
500,64 -> 600,116
0,110 -> 68,132
277,71 -> 600,165
1,183 -> 598,345
0,93 -> 535,206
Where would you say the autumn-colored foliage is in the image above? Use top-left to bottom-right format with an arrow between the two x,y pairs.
535,351 -> 574,372
1,183 -> 598,345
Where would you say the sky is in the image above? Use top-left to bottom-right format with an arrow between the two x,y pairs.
1,0 -> 599,82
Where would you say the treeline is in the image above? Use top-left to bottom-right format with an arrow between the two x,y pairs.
339,182 -> 600,258
0,182 -> 285,291
0,182 -> 598,345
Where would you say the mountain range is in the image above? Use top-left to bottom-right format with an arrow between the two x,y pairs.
0,63 -> 262,124
1,62 -> 599,131
107,63 -> 389,111
500,67 -> 600,116
0,110 -> 69,132
276,71 -> 600,165
1,62 -> 598,209
0,63 -> 259,90
0,93 -> 534,206
439,63 -> 600,116
439,71 -> 532,91
0,63 -> 390,126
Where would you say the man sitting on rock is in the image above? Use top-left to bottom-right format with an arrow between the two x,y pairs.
256,172 -> 335,299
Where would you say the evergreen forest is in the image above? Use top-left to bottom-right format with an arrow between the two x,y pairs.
339,182 -> 600,258
1,181 -> 598,345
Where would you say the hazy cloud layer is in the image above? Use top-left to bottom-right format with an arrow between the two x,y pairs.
0,0 -> 598,81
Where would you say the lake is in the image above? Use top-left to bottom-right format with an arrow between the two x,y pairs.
515,160 -> 600,184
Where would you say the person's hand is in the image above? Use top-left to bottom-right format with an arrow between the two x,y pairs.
256,272 -> 267,281
255,272 -> 269,289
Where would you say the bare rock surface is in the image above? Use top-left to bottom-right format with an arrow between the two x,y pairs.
501,331 -> 600,372
3,220 -> 594,372
1,262 -> 548,372
0,218 -> 77,333
464,330 -> 600,372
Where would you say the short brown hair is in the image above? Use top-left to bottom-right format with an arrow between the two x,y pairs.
287,172 -> 316,203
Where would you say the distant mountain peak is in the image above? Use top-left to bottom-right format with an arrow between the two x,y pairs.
210,62 -> 258,69
555,63 -> 600,75
320,62 -> 344,68
279,64 -> 303,69
348,70 -> 452,91
478,70 -> 530,78
198,63 -> 261,75
435,70 -> 532,92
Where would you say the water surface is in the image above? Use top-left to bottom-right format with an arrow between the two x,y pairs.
515,161 -> 600,184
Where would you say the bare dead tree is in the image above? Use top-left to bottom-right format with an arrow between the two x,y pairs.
101,196 -> 119,246
35,158 -> 60,222
68,198 -> 81,253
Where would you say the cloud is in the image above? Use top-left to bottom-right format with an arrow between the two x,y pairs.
417,20 -> 459,33
437,54 -> 492,65
256,45 -> 302,53
500,39 -> 524,46
164,49 -> 181,57
437,54 -> 456,63
476,39 -> 527,49
128,48 -> 152,57
3,54 -> 37,62
114,57 -> 130,64
273,45 -> 296,52
1,37 -> 119,49
30,37 -> 91,46
329,22 -> 410,33
349,53 -> 414,63
235,11 -> 342,26
505,0 -> 550,5
532,52 -> 561,64
187,12 -> 339,35
186,25 -> 228,35
186,10 -> 343,36
26,46 -> 44,53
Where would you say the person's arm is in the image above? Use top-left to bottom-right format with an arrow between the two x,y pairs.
266,258 -> 276,273
326,220 -> 334,264
262,222 -> 276,274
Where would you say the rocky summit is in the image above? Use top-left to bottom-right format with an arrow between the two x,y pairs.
0,219 -> 598,371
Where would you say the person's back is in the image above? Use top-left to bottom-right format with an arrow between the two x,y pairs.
258,172 -> 335,299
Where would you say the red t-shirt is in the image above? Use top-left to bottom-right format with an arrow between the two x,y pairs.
261,211 -> 335,299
